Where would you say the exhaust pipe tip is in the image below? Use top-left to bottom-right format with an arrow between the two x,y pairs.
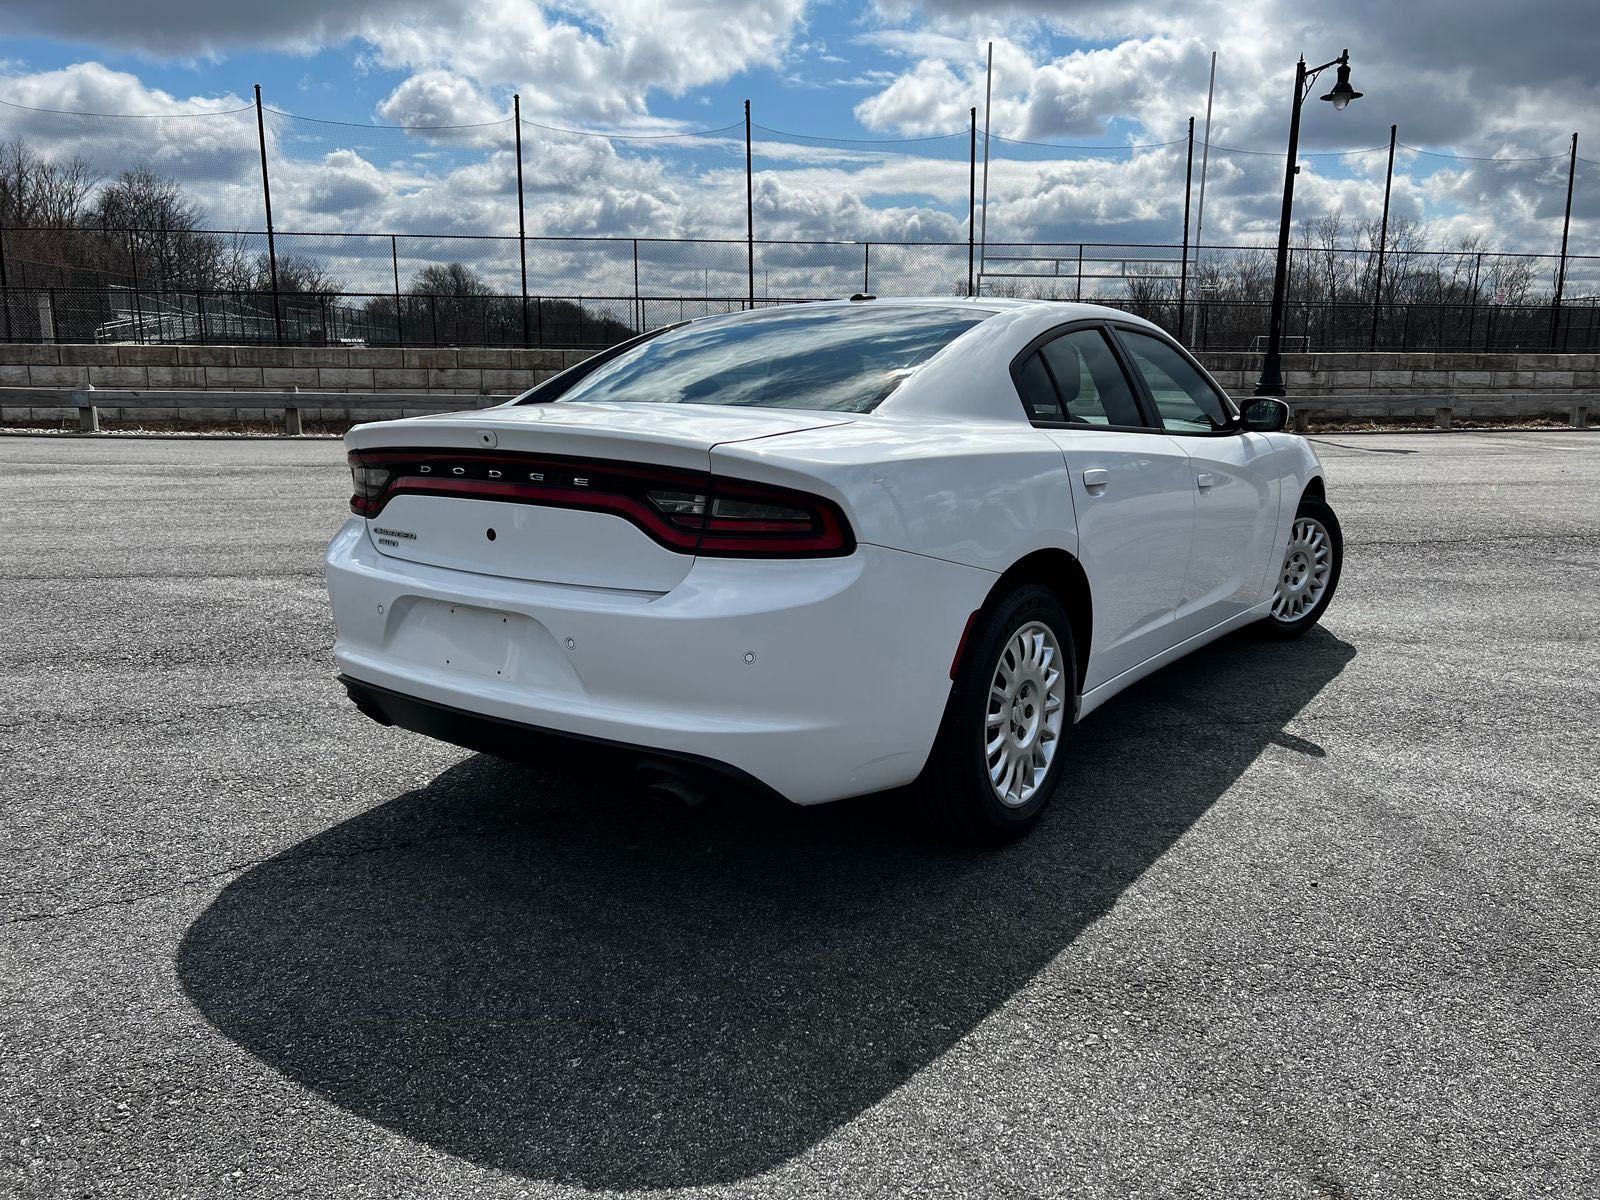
634,761 -> 709,808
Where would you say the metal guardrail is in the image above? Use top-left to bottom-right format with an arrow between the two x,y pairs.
1282,393 -> 1594,431
0,386 -> 1591,433
0,385 -> 510,433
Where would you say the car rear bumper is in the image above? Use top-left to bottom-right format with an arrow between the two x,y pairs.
339,675 -> 789,803
325,518 -> 995,804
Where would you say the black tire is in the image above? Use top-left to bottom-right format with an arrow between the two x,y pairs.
921,584 -> 1077,845
1259,495 -> 1343,639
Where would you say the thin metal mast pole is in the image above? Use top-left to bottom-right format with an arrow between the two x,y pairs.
979,41 -> 994,278
1551,132 -> 1578,348
1179,116 -> 1194,342
1370,124 -> 1397,349
1192,50 -> 1216,333
253,84 -> 283,344
513,94 -> 530,347
968,107 -> 977,297
744,100 -> 755,308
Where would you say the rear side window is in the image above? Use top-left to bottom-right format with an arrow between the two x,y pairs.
1015,327 -> 1145,428
1015,354 -> 1062,421
1117,329 -> 1232,433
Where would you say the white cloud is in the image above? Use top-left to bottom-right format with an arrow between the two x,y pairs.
301,149 -> 393,214
359,0 -> 808,125
375,71 -> 500,128
2,0 -> 811,125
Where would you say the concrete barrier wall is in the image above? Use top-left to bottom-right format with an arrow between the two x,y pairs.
1198,351 -> 1599,398
0,343 -> 592,395
1,343 -> 1597,400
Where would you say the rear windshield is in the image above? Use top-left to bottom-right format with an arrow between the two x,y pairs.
551,304 -> 991,413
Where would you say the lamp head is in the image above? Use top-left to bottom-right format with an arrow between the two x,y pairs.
1320,51 -> 1362,111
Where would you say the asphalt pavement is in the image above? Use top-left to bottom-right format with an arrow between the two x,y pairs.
2,429 -> 1597,1199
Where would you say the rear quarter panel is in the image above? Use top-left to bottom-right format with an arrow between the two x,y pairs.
711,417 -> 1078,572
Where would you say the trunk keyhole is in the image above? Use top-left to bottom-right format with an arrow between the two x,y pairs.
486,528 -> 497,541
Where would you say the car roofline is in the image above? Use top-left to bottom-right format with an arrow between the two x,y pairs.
678,296 -> 1153,325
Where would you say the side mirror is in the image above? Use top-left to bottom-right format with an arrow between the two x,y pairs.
1240,398 -> 1290,432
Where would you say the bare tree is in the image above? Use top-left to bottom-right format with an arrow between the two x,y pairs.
270,253 -> 343,298
0,138 -> 97,227
91,166 -> 221,289
0,138 -> 99,287
410,262 -> 493,297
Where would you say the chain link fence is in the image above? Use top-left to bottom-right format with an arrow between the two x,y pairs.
3,226 -> 1595,351
3,91 -> 1595,352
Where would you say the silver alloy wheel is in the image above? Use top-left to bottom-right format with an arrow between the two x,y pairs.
1272,516 -> 1334,623
984,620 -> 1068,808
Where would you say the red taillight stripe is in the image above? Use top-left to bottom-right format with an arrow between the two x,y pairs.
348,447 -> 854,558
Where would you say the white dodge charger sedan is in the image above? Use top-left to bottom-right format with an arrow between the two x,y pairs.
326,298 -> 1340,841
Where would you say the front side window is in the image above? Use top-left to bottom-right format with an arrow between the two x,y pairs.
1117,329 -> 1233,434
549,304 -> 991,414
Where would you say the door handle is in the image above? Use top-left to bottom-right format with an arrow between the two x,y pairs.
1196,472 -> 1215,490
1082,468 -> 1110,494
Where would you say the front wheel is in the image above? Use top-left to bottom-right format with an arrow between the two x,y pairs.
1261,496 -> 1343,639
921,585 -> 1076,844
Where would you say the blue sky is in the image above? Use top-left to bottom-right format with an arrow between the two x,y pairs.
0,0 -> 1594,279
0,9 -> 930,133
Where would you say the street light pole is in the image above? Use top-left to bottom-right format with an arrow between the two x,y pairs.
1254,49 -> 1362,397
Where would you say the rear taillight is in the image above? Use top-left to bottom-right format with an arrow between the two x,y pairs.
694,478 -> 852,556
349,463 -> 391,516
348,449 -> 853,557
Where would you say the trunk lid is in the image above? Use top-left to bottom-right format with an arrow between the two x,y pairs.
348,402 -> 855,591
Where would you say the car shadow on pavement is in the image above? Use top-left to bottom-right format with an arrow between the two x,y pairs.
177,626 -> 1354,1190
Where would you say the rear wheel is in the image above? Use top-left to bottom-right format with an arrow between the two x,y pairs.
922,585 -> 1076,844
1261,496 -> 1342,638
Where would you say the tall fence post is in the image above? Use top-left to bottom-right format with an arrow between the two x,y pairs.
253,84 -> 284,344
967,107 -> 977,297
1178,115 -> 1194,341
1550,131 -> 1577,349
632,238 -> 641,332
390,234 -> 403,346
127,229 -> 144,344
0,216 -> 11,341
1467,250 -> 1483,349
513,94 -> 530,348
863,242 -> 870,294
744,100 -> 755,309
1371,123 -> 1397,349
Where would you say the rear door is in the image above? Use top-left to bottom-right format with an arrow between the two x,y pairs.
1021,324 -> 1196,692
1110,325 -> 1281,636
